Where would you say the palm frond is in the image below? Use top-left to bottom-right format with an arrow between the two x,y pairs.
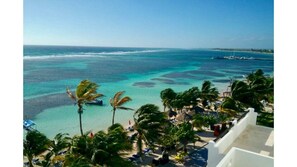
113,91 -> 125,104
81,88 -> 97,99
76,80 -> 99,98
116,106 -> 134,111
116,96 -> 132,106
66,88 -> 76,101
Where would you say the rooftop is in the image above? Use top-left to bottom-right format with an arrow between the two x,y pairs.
224,125 -> 274,157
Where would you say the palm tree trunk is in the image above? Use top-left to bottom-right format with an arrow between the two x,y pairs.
137,135 -> 143,156
79,112 -> 83,136
112,108 -> 116,125
28,155 -> 33,167
77,104 -> 84,136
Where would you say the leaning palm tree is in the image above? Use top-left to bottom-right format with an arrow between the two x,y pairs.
200,81 -> 219,107
50,133 -> 71,156
66,80 -> 103,136
160,88 -> 177,112
91,123 -> 133,166
133,104 -> 166,156
110,91 -> 133,125
23,131 -> 51,167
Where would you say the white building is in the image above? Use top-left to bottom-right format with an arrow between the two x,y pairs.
205,108 -> 274,167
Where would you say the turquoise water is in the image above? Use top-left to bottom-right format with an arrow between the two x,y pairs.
24,45 -> 274,138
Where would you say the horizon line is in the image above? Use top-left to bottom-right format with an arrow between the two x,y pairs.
23,44 -> 274,50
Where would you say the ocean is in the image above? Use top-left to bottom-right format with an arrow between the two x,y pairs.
23,45 -> 274,138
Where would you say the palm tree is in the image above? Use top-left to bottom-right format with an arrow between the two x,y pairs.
181,87 -> 200,107
174,122 -> 197,153
70,132 -> 94,159
63,154 -> 93,167
232,80 -> 264,112
220,97 -> 244,116
192,114 -> 207,131
50,133 -> 71,156
160,88 -> 177,112
39,133 -> 72,167
66,80 -> 103,136
110,91 -> 133,125
23,131 -> 51,167
91,123 -> 133,166
133,104 -> 167,155
200,81 -> 219,107
246,69 -> 264,84
66,124 -> 133,166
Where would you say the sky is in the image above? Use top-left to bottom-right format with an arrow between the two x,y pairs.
24,0 -> 273,49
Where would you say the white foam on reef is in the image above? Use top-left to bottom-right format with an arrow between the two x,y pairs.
23,54 -> 107,60
79,49 -> 166,55
24,49 -> 166,60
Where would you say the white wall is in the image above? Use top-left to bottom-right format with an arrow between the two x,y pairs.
206,108 -> 258,167
216,147 -> 274,167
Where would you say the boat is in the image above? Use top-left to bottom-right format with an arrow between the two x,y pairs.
86,99 -> 103,106
212,56 -> 254,60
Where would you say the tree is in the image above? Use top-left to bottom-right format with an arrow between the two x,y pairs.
222,69 -> 274,113
23,131 -> 50,167
171,92 -> 186,111
39,133 -> 72,167
192,114 -> 207,131
91,123 -> 133,166
63,154 -> 93,167
160,88 -> 177,112
232,80 -> 263,112
66,124 -> 133,166
200,81 -> 219,107
174,122 -> 197,153
66,80 -> 103,136
133,104 -> 167,155
70,132 -> 94,159
50,133 -> 71,156
184,87 -> 200,106
110,91 -> 133,125
220,97 -> 244,116
159,124 -> 178,150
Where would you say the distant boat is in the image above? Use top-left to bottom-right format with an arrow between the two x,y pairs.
212,56 -> 254,60
86,99 -> 103,106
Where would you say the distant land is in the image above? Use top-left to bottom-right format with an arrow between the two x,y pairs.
213,48 -> 274,54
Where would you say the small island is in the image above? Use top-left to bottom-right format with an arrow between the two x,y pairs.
213,48 -> 274,54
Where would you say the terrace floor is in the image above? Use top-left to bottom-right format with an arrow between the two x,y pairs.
224,125 -> 274,157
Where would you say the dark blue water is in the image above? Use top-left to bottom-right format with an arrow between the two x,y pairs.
24,45 -> 273,97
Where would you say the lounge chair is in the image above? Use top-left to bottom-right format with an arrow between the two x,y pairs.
23,162 -> 29,167
58,150 -> 67,155
143,148 -> 152,154
32,158 -> 40,165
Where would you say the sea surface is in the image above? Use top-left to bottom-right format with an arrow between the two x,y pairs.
24,45 -> 274,138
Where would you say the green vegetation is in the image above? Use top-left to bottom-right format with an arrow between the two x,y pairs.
200,81 -> 219,107
221,69 -> 274,113
66,80 -> 103,136
23,131 -> 51,167
133,104 -> 166,156
257,112 -> 274,128
110,91 -> 133,125
213,48 -> 274,54
160,88 -> 177,112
